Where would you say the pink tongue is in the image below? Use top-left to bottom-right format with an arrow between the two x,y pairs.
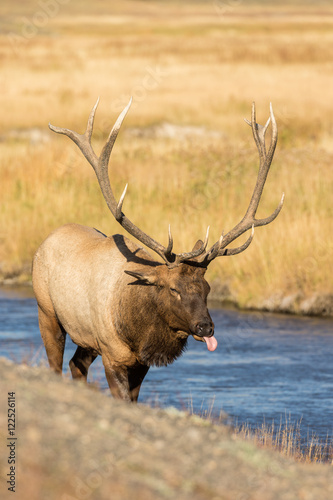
204,335 -> 218,352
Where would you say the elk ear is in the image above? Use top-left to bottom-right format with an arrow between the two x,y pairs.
192,239 -> 204,252
190,240 -> 208,273
124,269 -> 159,286
192,240 -> 203,252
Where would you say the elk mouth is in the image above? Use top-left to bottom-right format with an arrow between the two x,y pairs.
192,334 -> 218,352
190,319 -> 217,351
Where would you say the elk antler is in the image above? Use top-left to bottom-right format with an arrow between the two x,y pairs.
199,102 -> 284,267
49,99 -> 209,267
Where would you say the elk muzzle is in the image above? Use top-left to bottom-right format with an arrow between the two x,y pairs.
192,318 -> 218,352
194,318 -> 214,337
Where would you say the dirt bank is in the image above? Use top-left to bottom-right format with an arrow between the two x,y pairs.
202,279 -> 333,318
2,279 -> 333,318
0,358 -> 332,500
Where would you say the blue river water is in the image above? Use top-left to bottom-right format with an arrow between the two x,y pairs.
1,286 -> 332,448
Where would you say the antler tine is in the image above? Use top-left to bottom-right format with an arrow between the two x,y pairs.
199,103 -> 283,265
201,226 -> 255,264
116,184 -> 128,221
99,97 -> 133,179
201,232 -> 224,266
243,102 -> 278,221
92,98 -> 133,217
86,97 -> 100,142
220,225 -> 254,256
49,98 -> 100,171
245,112 -> 270,158
164,225 -> 174,259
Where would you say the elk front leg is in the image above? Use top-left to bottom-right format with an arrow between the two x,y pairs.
127,363 -> 149,402
102,355 -> 149,402
69,346 -> 97,382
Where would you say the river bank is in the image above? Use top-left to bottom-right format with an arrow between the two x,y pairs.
208,279 -> 333,318
2,278 -> 333,318
0,358 -> 332,500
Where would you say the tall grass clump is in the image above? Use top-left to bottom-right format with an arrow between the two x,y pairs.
182,396 -> 332,464
233,416 -> 333,465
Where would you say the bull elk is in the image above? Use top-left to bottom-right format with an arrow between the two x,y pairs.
32,98 -> 283,402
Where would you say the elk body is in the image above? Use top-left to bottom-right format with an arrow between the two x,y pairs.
32,98 -> 283,402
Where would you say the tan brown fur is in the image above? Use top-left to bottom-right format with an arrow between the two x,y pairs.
32,223 -> 213,401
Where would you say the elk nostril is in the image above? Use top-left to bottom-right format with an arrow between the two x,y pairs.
195,320 -> 214,336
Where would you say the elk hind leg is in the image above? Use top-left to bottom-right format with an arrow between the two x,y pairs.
37,306 -> 66,374
69,346 -> 97,382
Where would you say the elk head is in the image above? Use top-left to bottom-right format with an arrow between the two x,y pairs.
124,260 -> 216,354
49,98 -> 284,354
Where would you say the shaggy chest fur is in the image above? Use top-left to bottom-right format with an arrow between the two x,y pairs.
138,330 -> 188,367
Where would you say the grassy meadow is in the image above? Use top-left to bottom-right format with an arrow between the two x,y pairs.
1,0 -> 333,312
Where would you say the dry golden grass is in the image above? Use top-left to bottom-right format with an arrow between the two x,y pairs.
189,398 -> 332,464
1,0 -> 333,308
234,417 -> 333,464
